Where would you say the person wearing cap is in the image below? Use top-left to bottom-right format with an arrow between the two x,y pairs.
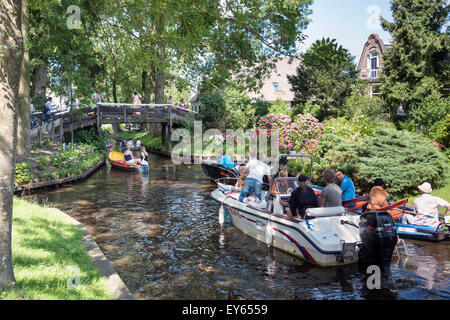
405,182 -> 449,227
280,174 -> 317,220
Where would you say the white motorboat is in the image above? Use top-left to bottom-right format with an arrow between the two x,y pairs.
211,153 -> 398,267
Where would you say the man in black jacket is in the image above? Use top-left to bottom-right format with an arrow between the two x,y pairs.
281,174 -> 318,219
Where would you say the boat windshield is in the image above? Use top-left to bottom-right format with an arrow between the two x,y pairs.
271,177 -> 298,195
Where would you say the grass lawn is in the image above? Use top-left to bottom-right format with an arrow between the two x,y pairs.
0,198 -> 112,300
116,131 -> 163,150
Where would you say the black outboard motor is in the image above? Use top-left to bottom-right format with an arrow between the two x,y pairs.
359,211 -> 398,272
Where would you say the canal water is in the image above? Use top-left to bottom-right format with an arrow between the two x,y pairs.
28,153 -> 450,300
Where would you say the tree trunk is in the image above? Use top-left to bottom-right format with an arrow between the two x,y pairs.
148,63 -> 156,104
141,70 -> 147,104
111,77 -> 121,133
154,17 -> 166,104
0,0 -> 24,290
31,62 -> 47,106
16,0 -> 30,157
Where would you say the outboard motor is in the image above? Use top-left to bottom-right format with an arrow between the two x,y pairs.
359,211 -> 398,272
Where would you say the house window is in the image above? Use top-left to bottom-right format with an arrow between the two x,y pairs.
272,82 -> 282,92
370,51 -> 378,79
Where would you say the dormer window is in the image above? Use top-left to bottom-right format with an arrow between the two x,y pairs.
369,51 -> 379,79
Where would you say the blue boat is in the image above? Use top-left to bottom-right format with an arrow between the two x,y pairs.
341,196 -> 450,242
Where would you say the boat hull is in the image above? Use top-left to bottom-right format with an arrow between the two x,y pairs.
108,151 -> 140,172
212,189 -> 361,267
201,162 -> 239,181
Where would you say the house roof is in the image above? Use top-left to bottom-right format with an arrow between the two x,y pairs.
247,57 -> 301,102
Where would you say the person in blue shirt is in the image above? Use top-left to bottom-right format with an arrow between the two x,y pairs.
43,97 -> 53,123
218,150 -> 235,168
336,169 -> 356,204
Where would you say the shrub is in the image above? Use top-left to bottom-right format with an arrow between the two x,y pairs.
15,162 -> 34,185
410,93 -> 449,132
74,128 -> 112,154
198,89 -> 257,131
341,95 -> 387,120
268,99 -> 292,117
289,121 -> 448,198
427,114 -> 450,148
292,101 -> 321,119
292,113 -> 323,152
257,113 -> 293,151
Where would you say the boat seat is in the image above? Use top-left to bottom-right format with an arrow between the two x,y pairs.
305,206 -> 346,218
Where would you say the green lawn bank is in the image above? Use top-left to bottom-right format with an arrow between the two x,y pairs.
0,198 -> 113,300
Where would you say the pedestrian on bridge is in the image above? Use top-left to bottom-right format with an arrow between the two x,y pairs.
132,91 -> 142,107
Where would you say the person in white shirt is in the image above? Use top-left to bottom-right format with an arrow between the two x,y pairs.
405,182 -> 449,228
238,157 -> 272,202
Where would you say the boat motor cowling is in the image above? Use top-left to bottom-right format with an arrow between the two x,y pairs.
359,211 -> 398,272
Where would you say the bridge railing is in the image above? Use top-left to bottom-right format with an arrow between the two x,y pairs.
29,103 -> 196,144
30,107 -> 98,143
96,103 -> 197,126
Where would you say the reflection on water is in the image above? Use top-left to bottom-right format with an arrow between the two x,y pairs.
28,153 -> 450,300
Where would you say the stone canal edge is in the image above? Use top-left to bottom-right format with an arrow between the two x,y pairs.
55,207 -> 135,300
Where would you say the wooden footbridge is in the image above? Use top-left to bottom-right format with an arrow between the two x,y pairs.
31,103 -> 196,146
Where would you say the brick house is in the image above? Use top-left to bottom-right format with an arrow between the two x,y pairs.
357,33 -> 392,97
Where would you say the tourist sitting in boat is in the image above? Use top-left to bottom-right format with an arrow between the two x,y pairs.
404,182 -> 449,228
140,146 -> 149,166
318,169 -> 342,207
218,150 -> 235,168
127,139 -> 134,147
136,139 -> 141,147
238,156 -> 271,202
123,146 -> 137,164
271,170 -> 289,194
280,174 -> 317,219
235,166 -> 249,188
364,178 -> 389,211
336,169 -> 356,206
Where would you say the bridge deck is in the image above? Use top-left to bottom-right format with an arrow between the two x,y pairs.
30,103 -> 195,144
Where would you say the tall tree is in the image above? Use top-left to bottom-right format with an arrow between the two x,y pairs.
288,38 -> 358,119
101,0 -> 312,104
0,0 -> 24,290
29,0 -> 107,108
17,0 -> 31,157
380,0 -> 450,112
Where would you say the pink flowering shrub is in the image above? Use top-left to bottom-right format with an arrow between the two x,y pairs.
257,113 -> 293,151
257,113 -> 323,152
292,113 -> 323,152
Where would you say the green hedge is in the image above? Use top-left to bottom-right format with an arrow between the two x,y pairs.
290,119 -> 448,198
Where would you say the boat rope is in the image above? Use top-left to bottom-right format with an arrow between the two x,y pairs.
340,220 -> 359,229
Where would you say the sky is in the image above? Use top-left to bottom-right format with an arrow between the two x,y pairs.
300,0 -> 393,63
